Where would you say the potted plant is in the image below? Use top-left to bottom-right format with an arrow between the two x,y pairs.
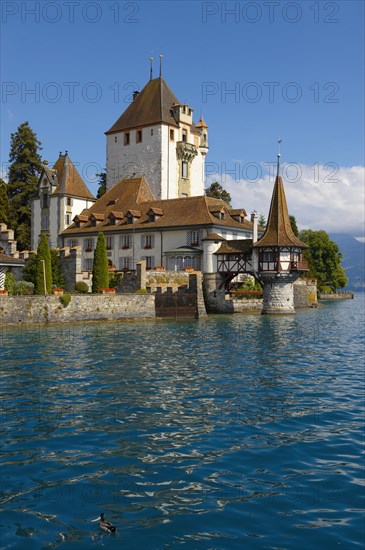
98,287 -> 117,294
0,289 -> 9,296
52,287 -> 64,295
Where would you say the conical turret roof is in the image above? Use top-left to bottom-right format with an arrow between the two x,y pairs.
52,153 -> 95,199
254,156 -> 307,248
106,77 -> 180,134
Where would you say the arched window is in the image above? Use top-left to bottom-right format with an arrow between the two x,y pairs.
176,256 -> 184,271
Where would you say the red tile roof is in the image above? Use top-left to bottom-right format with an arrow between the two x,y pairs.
106,78 -> 180,134
61,177 -> 254,235
52,154 -> 95,200
254,171 -> 307,248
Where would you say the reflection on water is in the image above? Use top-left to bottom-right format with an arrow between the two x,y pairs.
1,296 -> 364,549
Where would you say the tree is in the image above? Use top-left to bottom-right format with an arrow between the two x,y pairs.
289,215 -> 299,237
299,229 -> 348,291
205,182 -> 231,205
22,255 -> 38,287
96,171 -> 106,198
92,232 -> 109,292
7,122 -> 43,250
50,249 -> 65,288
258,214 -> 266,228
34,234 -> 52,294
0,178 -> 10,224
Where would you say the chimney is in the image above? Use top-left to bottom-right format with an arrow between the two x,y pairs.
251,211 -> 258,244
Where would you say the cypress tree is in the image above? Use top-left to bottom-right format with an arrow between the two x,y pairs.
7,122 -> 43,250
92,232 -> 109,292
0,178 -> 10,224
35,234 -> 52,294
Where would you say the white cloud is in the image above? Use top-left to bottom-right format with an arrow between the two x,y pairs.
207,163 -> 365,236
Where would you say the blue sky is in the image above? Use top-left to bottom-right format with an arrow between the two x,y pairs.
1,0 -> 364,235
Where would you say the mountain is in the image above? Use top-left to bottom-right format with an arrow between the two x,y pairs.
330,233 -> 365,291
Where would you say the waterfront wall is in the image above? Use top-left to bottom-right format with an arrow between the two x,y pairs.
0,294 -> 155,324
319,291 -> 354,300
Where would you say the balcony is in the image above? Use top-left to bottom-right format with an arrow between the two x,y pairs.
176,141 -> 198,162
291,261 -> 309,271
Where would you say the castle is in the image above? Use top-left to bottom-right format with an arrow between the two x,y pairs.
28,65 -> 309,314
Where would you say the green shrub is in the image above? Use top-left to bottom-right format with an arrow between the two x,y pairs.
4,271 -> 16,294
59,294 -> 72,307
75,281 -> 89,293
109,272 -> 123,288
13,281 -> 34,295
135,288 -> 148,294
92,233 -> 109,293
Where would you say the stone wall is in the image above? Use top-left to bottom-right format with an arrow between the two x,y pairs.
0,294 -> 155,324
294,278 -> 318,307
155,272 -> 207,319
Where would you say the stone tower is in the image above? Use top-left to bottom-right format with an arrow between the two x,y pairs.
105,73 -> 208,200
31,152 -> 95,249
253,153 -> 309,314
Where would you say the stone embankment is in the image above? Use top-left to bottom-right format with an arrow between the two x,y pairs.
319,291 -> 354,300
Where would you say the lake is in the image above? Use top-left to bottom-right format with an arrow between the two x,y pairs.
1,295 -> 364,549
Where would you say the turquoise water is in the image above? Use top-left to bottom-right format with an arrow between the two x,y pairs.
1,296 -> 364,549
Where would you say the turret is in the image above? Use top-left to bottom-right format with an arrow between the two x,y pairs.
254,146 -> 309,314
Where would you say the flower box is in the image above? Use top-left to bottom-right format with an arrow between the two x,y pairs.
108,265 -> 116,271
52,288 -> 64,295
184,267 -> 195,272
99,288 -> 117,294
153,266 -> 165,271
144,245 -> 152,249
0,289 -> 9,296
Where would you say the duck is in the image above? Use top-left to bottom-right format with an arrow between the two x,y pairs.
92,513 -> 116,533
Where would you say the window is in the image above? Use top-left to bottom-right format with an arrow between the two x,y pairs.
66,197 -> 72,207
170,129 -> 174,141
176,256 -> 184,271
182,106 -> 186,114
182,129 -> 187,142
84,258 -> 93,271
68,239 -> 79,248
144,256 -> 154,270
188,108 -> 192,116
120,256 -> 130,270
124,132 -> 130,145
126,213 -> 133,224
106,236 -> 113,250
41,215 -> 49,229
188,230 -> 201,247
42,194 -> 49,208
120,235 -> 131,249
115,136 -> 118,143
182,161 -> 188,178
151,129 -> 154,136
84,238 -> 94,252
136,130 -> 142,143
142,234 -> 154,249
233,233 -> 238,239
263,252 -> 276,262
65,214 -> 71,226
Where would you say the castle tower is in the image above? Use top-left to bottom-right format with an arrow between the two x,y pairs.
253,151 -> 309,314
105,69 -> 208,200
31,152 -> 95,249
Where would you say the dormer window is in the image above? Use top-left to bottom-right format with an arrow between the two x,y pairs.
148,207 -> 163,223
126,210 -> 141,224
124,132 -> 130,146
90,213 -> 105,227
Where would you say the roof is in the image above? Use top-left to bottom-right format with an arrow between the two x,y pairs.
215,239 -> 253,255
202,233 -> 227,241
106,78 -> 180,134
61,177 -> 255,235
0,254 -> 25,265
196,116 -> 208,129
51,154 -> 95,200
254,161 -> 308,249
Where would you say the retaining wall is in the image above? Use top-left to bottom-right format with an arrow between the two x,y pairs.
0,294 -> 155,324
